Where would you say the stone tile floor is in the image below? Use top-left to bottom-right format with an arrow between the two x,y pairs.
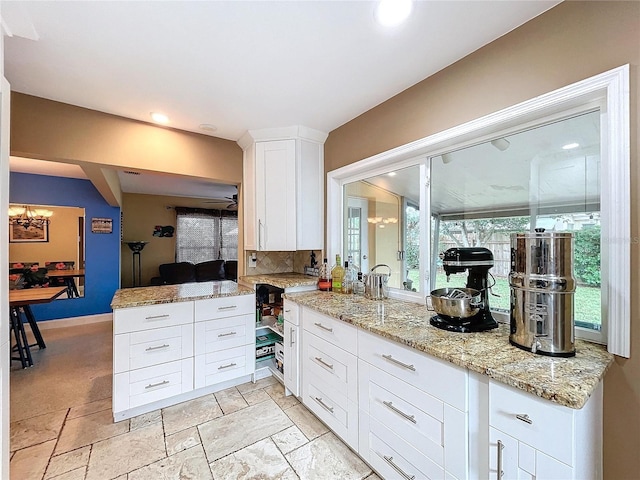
11,374 -> 381,480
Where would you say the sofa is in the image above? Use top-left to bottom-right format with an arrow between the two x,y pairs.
150,259 -> 238,285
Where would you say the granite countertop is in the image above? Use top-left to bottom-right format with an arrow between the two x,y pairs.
239,272 -> 318,290
285,291 -> 614,409
111,280 -> 255,309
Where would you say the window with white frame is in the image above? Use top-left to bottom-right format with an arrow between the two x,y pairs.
175,208 -> 238,264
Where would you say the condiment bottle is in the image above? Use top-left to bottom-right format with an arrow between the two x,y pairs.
317,258 -> 331,291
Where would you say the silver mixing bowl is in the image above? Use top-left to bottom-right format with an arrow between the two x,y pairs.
428,287 -> 483,319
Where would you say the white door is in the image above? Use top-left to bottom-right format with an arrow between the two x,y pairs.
346,197 -> 368,272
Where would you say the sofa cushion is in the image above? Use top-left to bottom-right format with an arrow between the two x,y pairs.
224,260 -> 238,282
195,260 -> 226,282
159,262 -> 196,284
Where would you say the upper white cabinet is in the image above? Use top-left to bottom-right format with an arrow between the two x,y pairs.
239,126 -> 327,251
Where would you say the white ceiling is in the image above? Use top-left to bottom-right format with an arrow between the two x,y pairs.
2,0 -> 561,200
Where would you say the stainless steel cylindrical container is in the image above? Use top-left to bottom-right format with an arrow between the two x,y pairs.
508,230 -> 576,357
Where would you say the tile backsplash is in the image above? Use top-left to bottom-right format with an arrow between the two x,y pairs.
245,250 -> 324,275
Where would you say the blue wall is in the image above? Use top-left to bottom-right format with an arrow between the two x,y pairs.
10,172 -> 121,321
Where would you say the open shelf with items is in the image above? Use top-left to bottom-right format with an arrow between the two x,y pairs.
254,283 -> 286,382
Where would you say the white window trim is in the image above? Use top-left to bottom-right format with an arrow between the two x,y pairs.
327,64 -> 630,357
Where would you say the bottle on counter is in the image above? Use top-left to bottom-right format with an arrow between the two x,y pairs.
342,260 -> 354,294
331,254 -> 344,293
317,258 -> 331,291
354,271 -> 365,296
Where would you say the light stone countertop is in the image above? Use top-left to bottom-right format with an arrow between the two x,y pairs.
239,273 -> 318,290
111,280 -> 255,309
284,290 -> 614,409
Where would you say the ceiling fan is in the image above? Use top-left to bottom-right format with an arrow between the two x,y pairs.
204,187 -> 238,210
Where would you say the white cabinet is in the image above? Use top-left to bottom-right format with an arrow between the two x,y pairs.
239,126 -> 327,251
488,380 -> 603,480
283,300 -> 300,397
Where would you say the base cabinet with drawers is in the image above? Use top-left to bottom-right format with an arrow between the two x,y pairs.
113,293 -> 255,421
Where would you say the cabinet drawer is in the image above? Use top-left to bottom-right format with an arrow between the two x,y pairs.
303,373 -> 358,449
113,358 -> 193,413
303,332 -> 358,401
194,344 -> 254,389
302,308 -> 357,351
194,313 -> 254,355
358,329 -> 467,411
283,300 -> 300,326
114,324 -> 193,373
489,381 -> 574,466
194,294 -> 255,322
366,416 -> 444,480
114,302 -> 193,334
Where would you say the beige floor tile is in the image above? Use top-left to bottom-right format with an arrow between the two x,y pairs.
48,466 -> 87,480
55,408 -> 129,454
45,446 -> 91,479
131,409 -> 162,431
209,438 -> 297,480
365,472 -> 382,480
271,425 -> 308,455
198,398 -> 292,462
67,398 -> 112,420
236,376 -> 278,394
10,439 -> 56,480
265,383 -> 300,410
10,408 -> 67,451
214,387 -> 248,414
242,388 -> 271,405
284,404 -> 329,440
85,421 -> 166,480
128,444 -> 212,480
165,426 -> 201,456
286,432 -> 371,480
162,394 -> 223,435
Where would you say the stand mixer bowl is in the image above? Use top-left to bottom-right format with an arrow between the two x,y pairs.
428,287 -> 483,319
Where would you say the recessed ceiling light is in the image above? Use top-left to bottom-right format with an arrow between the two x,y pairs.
562,142 -> 580,150
150,112 -> 169,124
375,0 -> 413,27
387,172 -> 397,177
199,124 -> 218,132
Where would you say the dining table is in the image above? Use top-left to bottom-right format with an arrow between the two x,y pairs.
9,286 -> 67,368
46,269 -> 85,298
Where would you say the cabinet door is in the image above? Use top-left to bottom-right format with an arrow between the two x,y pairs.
255,140 -> 296,251
489,428 -> 518,480
284,321 -> 300,396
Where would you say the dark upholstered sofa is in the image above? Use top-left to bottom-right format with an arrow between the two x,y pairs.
150,260 -> 238,285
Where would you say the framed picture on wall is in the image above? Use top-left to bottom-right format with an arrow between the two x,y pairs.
9,222 -> 49,243
91,217 -> 113,234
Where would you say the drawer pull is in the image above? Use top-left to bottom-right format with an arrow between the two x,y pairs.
313,322 -> 333,333
145,344 -> 169,352
145,380 -> 169,389
382,354 -> 416,371
218,362 -> 237,370
382,400 -> 416,424
382,455 -> 415,480
515,413 -> 533,424
497,440 -> 505,478
314,396 -> 334,413
217,305 -> 237,311
218,331 -> 237,337
314,356 -> 334,370
145,314 -> 170,320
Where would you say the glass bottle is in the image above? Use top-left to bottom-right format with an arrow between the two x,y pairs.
331,254 -> 344,293
342,260 -> 353,294
317,258 -> 331,291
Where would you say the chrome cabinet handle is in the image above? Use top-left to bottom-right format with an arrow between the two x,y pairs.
516,413 -> 533,424
145,314 -> 169,320
145,344 -> 169,351
314,356 -> 334,370
218,362 -> 237,370
218,331 -> 237,337
289,327 -> 295,347
382,455 -> 415,480
217,305 -> 237,311
145,380 -> 169,389
497,440 -> 505,478
313,322 -> 333,332
382,354 -> 416,371
258,219 -> 263,250
382,400 -> 416,424
314,396 -> 334,413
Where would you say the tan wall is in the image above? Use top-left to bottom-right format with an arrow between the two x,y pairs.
325,2 -> 640,478
9,205 -> 83,267
10,93 -> 243,185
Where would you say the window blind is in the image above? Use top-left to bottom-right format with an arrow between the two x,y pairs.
175,208 -> 238,263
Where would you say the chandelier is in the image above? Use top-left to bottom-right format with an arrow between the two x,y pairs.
8,205 -> 53,229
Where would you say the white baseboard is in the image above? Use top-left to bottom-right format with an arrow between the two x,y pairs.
38,313 -> 112,330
